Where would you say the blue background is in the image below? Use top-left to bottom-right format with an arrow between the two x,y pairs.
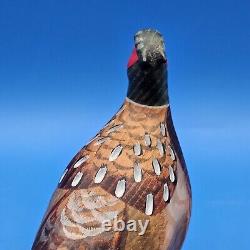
0,0 -> 250,249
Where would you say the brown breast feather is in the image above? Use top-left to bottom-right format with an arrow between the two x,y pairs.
58,99 -> 177,215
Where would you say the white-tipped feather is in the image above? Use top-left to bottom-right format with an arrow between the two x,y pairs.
152,158 -> 161,176
94,165 -> 107,183
59,168 -> 68,183
109,145 -> 123,161
115,179 -> 126,198
169,165 -> 175,182
134,163 -> 142,182
108,124 -> 123,134
163,183 -> 169,202
144,133 -> 151,147
74,156 -> 89,168
71,172 -> 83,187
157,139 -> 165,156
145,193 -> 154,215
160,122 -> 167,136
133,142 -> 142,156
168,145 -> 176,161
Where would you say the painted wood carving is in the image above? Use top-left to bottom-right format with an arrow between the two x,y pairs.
32,29 -> 191,250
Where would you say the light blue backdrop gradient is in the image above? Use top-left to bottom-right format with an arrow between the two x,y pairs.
0,1 -> 250,249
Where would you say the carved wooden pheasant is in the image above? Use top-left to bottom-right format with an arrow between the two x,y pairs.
32,29 -> 191,250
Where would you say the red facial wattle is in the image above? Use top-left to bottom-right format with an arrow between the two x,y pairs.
127,48 -> 139,68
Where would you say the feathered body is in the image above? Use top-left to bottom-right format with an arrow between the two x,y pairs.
33,29 -> 191,250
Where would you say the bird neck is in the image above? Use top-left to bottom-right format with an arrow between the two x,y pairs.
126,62 -> 169,106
